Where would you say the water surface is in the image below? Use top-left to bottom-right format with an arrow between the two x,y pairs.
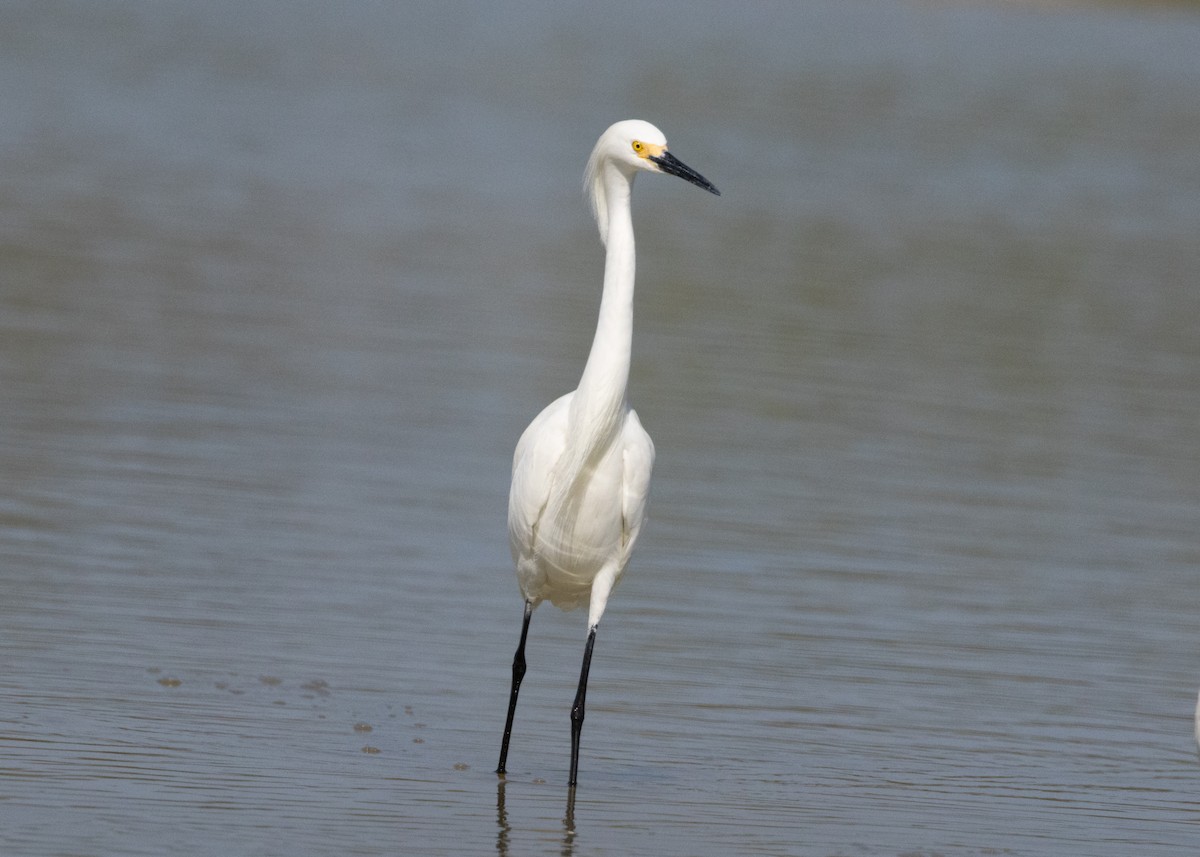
3,1 -> 1200,855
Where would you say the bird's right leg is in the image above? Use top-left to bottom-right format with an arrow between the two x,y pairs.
496,600 -> 534,775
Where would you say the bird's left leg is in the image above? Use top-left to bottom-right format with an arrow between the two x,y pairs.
568,626 -> 597,788
568,565 -> 619,787
568,564 -> 624,782
497,600 -> 534,775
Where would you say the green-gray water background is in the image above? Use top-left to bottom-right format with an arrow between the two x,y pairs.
3,2 -> 1199,854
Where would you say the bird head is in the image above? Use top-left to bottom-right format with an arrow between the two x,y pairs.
592,119 -> 720,195
585,119 -> 719,245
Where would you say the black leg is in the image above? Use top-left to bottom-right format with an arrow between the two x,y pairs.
568,627 -> 597,787
497,600 -> 534,775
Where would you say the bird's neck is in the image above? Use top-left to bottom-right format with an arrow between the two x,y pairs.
574,167 -> 636,439
542,166 -> 635,530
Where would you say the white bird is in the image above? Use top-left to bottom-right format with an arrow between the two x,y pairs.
495,120 -> 719,787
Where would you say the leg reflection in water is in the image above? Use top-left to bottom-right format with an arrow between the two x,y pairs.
494,779 -> 578,857
563,786 -> 577,854
495,779 -> 511,857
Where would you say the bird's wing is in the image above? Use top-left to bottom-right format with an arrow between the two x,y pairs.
508,392 -> 573,565
619,408 -> 655,565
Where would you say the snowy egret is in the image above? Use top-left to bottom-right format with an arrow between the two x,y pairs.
495,120 -> 719,787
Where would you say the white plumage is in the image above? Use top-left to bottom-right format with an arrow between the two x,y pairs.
508,391 -> 653,622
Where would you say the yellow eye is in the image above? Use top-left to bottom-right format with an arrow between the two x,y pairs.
631,140 -> 644,153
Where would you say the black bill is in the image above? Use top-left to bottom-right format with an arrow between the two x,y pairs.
650,151 -> 720,196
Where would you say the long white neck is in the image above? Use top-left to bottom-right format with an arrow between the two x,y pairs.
542,163 -> 637,531
573,162 -> 636,445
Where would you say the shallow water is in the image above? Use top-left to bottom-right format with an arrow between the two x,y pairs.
3,1 -> 1200,855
